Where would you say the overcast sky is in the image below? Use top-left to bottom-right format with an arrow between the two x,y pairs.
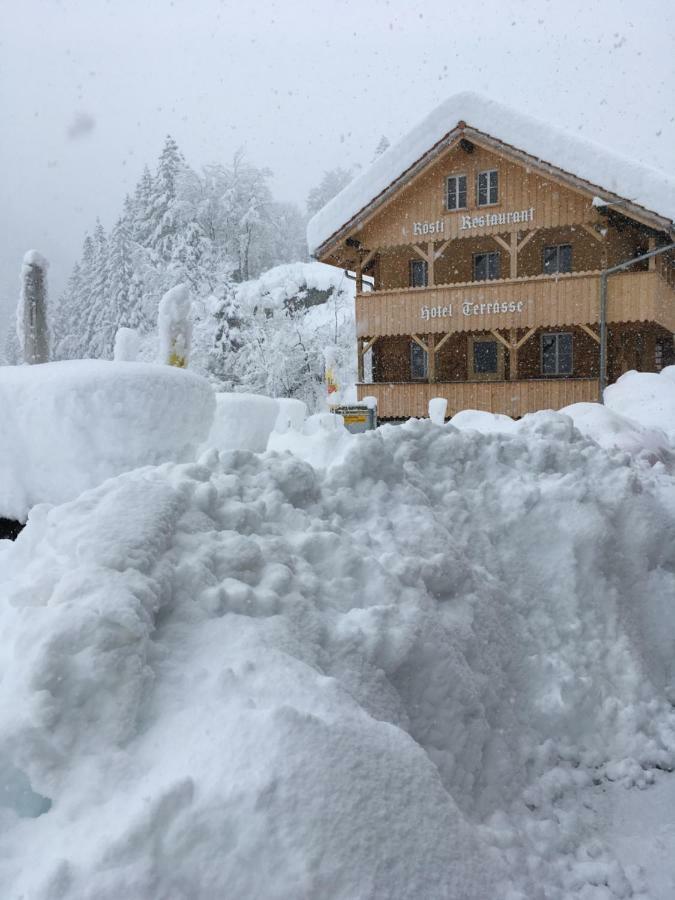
1,0 -> 673,330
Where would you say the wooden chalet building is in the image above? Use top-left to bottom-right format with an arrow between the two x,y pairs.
308,93 -> 675,420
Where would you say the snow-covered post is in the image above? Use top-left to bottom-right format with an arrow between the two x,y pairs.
429,397 -> 448,425
18,251 -> 49,364
158,284 -> 192,368
323,345 -> 339,406
113,327 -> 140,362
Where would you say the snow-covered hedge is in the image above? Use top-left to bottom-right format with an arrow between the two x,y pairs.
0,360 -> 215,520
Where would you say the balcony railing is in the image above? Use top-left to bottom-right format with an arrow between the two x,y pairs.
357,378 -> 599,420
355,270 -> 675,338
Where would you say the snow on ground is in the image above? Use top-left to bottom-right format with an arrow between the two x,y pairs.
0,360 -> 214,521
3,402 -> 675,896
204,392 -> 279,452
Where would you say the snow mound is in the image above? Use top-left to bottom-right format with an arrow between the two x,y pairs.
204,392 -> 279,452
307,91 -> 675,254
267,412 -> 353,468
561,400 -> 672,461
274,397 -> 308,433
0,360 -> 215,521
605,368 -> 675,441
2,419 -> 675,896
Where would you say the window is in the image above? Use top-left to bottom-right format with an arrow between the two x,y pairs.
477,169 -> 498,206
409,258 -> 428,287
410,341 -> 428,380
543,244 -> 572,274
446,174 -> 468,210
541,333 -> 573,375
473,340 -> 498,374
473,251 -> 500,281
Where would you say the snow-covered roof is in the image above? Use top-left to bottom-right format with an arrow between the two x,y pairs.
307,91 -> 675,256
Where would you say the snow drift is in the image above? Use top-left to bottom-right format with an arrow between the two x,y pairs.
0,360 -> 215,520
2,414 -> 675,897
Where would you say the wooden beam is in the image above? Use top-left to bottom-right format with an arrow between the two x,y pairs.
491,234 -> 511,254
434,240 -> 452,261
428,333 -> 436,383
360,249 -> 377,269
579,223 -> 605,243
489,329 -> 512,351
579,324 -> 601,344
356,262 -> 363,294
509,328 -> 518,381
411,334 -> 429,353
434,332 -> 453,353
361,335 -> 379,355
427,241 -> 435,286
514,326 -> 537,350
411,244 -> 430,263
357,338 -> 364,382
517,229 -> 538,253
648,236 -> 656,271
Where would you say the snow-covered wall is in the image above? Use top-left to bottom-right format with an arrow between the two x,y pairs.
0,360 -> 215,520
307,91 -> 675,255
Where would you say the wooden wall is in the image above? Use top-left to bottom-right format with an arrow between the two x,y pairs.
371,323 -> 673,386
353,141 -> 601,250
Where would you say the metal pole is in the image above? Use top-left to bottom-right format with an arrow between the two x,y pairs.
599,272 -> 607,402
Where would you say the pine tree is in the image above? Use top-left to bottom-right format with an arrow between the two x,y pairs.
306,168 -> 353,217
148,136 -> 185,261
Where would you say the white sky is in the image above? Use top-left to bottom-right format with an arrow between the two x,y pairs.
1,0 -> 673,328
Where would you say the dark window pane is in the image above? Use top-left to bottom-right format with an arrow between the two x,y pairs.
458,175 -> 467,208
542,334 -> 557,373
474,341 -> 498,373
487,252 -> 500,279
411,342 -> 427,379
447,178 -> 457,209
477,172 -> 488,206
410,259 -> 428,287
474,253 -> 486,280
543,246 -> 558,273
558,333 -> 573,373
489,171 -> 498,204
559,244 -> 572,272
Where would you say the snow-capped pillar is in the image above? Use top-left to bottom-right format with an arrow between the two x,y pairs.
114,327 -> 140,362
158,284 -> 192,368
18,251 -> 49,364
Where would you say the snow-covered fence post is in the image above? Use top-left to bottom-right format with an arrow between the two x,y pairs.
158,284 -> 192,368
113,327 -> 140,362
18,251 -> 49,364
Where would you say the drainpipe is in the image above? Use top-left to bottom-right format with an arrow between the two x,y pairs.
598,241 -> 675,403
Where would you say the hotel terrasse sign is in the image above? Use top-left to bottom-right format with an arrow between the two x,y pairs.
421,300 -> 526,321
412,206 -> 535,235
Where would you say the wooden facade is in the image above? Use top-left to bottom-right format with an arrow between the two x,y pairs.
314,122 -> 675,420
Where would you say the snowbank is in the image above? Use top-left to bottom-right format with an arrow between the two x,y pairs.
307,91 -> 675,254
2,417 -> 675,896
204,392 -> 279,452
274,397 -> 308,433
605,367 -> 675,440
0,360 -> 215,520
267,412 -> 353,468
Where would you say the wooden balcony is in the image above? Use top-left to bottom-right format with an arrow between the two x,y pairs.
356,378 -> 599,420
356,270 -> 675,338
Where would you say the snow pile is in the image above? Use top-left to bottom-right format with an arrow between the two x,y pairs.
605,367 -> 675,440
2,418 -> 675,896
274,397 -> 308,433
235,260 -> 351,312
113,326 -> 140,362
267,412 -> 353,469
307,91 -> 675,254
0,361 -> 215,521
204,392 -> 279,453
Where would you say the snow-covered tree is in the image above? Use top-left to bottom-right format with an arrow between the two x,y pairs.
306,167 -> 353,217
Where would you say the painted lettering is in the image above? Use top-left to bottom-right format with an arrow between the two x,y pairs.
421,305 -> 430,321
